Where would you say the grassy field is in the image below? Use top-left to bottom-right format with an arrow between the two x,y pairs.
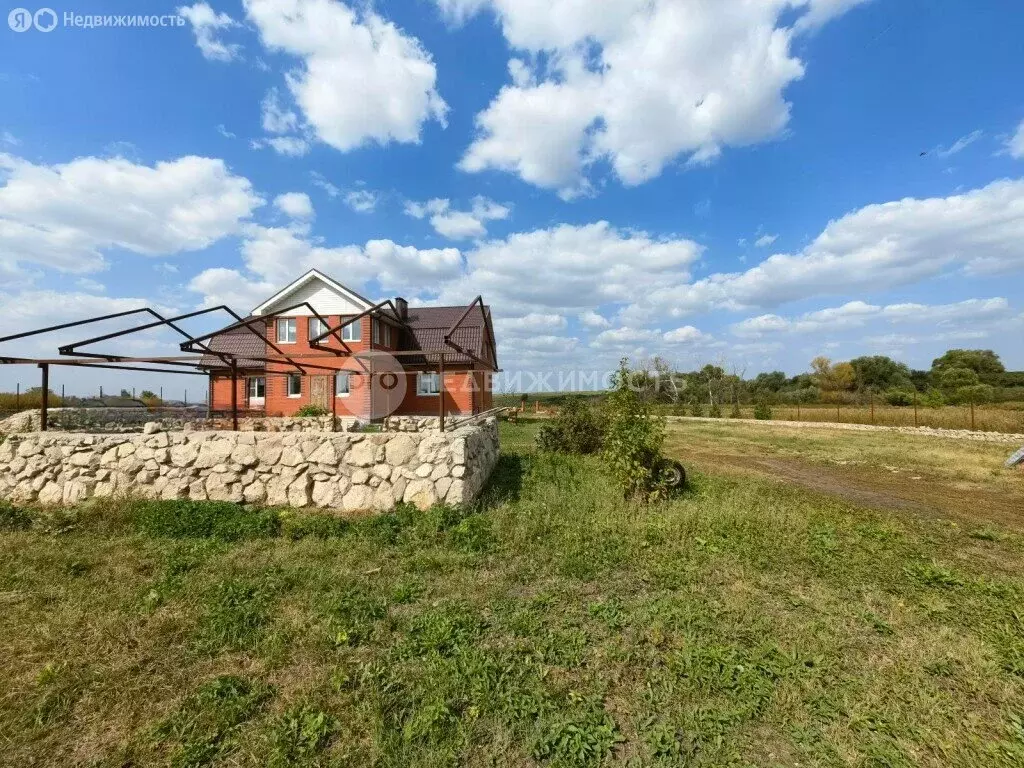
2,421 -> 1024,766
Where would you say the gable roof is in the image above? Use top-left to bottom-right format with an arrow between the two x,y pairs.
198,317 -> 268,368
250,269 -> 376,316
400,305 -> 498,369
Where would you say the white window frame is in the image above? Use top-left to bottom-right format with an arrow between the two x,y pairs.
247,376 -> 266,403
287,373 -> 302,398
341,319 -> 361,342
335,372 -> 351,398
372,318 -> 382,345
417,371 -> 441,397
309,317 -> 329,342
383,324 -> 392,347
276,318 -> 296,344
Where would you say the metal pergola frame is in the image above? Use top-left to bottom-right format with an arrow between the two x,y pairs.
0,296 -> 499,432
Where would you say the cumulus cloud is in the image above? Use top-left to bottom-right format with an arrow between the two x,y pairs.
273,191 -> 314,220
663,325 -> 708,344
436,221 -> 702,317
344,189 -> 378,214
578,310 -> 611,329
189,224 -> 463,311
731,297 -> 1011,337
454,0 -> 866,196
178,2 -> 242,61
626,178 -> 1024,321
1007,119 -> 1024,160
404,196 -> 510,239
0,152 -> 262,280
495,313 -> 567,335
244,0 -> 447,154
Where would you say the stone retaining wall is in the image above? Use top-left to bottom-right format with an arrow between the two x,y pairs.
0,419 -> 500,512
383,415 -> 456,432
0,408 -> 357,435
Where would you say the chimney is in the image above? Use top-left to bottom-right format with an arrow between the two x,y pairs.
395,296 -> 408,322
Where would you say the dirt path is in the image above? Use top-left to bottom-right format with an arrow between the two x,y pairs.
666,416 -> 1024,445
682,450 -> 1024,531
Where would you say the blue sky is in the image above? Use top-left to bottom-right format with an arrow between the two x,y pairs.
1,0 -> 1023,397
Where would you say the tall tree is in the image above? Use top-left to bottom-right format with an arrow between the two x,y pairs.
931,349 -> 1005,377
849,356 -> 912,391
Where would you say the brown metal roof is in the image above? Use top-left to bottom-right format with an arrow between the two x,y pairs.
199,303 -> 497,371
199,318 -> 268,368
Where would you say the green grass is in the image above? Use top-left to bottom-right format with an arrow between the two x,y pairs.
1,421 -> 1023,766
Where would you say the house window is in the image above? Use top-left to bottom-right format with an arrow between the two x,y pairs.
247,377 -> 266,402
372,318 -> 380,344
287,374 -> 302,398
341,319 -> 361,342
335,373 -> 350,397
309,317 -> 330,342
276,318 -> 296,344
383,324 -> 392,347
417,372 -> 441,396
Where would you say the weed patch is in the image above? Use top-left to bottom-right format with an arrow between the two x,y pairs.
133,500 -> 280,541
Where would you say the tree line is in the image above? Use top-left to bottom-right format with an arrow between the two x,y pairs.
635,349 -> 1024,408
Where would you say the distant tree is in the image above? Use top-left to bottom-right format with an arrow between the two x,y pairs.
119,389 -> 132,399
849,356 -> 912,392
909,369 -> 932,392
810,357 -> 856,392
751,371 -> 787,394
140,390 -> 157,400
939,367 -> 980,391
931,349 -> 1005,378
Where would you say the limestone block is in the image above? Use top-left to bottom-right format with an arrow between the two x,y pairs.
403,479 -> 437,510
230,444 -> 258,468
351,469 -> 369,485
371,463 -> 391,481
243,479 -> 267,504
415,463 -> 434,478
452,465 -> 466,478
348,440 -> 378,467
307,441 -> 338,465
195,440 -> 234,469
384,434 -> 417,466
342,484 -> 374,512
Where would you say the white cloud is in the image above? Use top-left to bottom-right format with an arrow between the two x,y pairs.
309,171 -> 341,198
0,153 -> 262,279
495,313 -> 567,335
260,88 -> 301,134
663,325 -> 708,344
216,124 -> 236,139
1,131 -> 19,146
273,191 -> 314,220
628,178 -> 1024,320
75,278 -> 106,293
592,326 -> 662,348
404,196 -> 510,239
344,189 -> 378,214
456,0 -> 865,195
936,129 -> 983,158
755,233 -> 778,248
437,221 -> 702,316
244,0 -> 447,153
578,310 -> 611,329
1007,119 -> 1024,160
190,224 -> 463,310
178,2 -> 242,62
252,136 -> 311,157
731,297 -> 1011,337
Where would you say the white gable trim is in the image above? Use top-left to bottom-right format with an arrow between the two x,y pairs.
250,269 -> 375,317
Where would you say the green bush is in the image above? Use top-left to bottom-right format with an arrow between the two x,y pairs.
885,389 -> 915,407
295,405 -> 330,417
922,388 -> 946,408
599,360 -> 668,502
536,396 -> 604,454
753,401 -> 773,420
280,512 -> 351,540
0,501 -> 33,531
729,402 -> 742,418
953,384 -> 996,405
708,403 -> 722,419
689,402 -> 703,417
132,500 -> 281,541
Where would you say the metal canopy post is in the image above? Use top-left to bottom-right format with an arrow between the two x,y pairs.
39,363 -> 49,432
439,354 -> 446,432
230,361 -> 239,431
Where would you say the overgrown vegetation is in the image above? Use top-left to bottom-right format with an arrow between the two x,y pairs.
294,405 -> 331,418
1,421 -> 1024,766
535,396 -> 604,455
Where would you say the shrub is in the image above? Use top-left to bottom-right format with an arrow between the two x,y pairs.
885,389 -> 915,407
708,403 -> 722,419
922,388 -> 946,408
753,401 -> 773,420
295,405 -> 330,417
132,500 -> 280,541
953,384 -> 996,405
536,397 -> 605,454
599,360 -> 668,502
0,501 -> 33,531
689,402 -> 703,417
729,402 -> 742,418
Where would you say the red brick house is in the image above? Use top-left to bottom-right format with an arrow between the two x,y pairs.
200,270 -> 498,421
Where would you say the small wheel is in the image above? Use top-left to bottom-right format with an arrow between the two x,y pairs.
658,460 -> 687,489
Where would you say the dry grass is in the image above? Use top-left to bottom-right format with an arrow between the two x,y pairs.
0,421 -> 1022,766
